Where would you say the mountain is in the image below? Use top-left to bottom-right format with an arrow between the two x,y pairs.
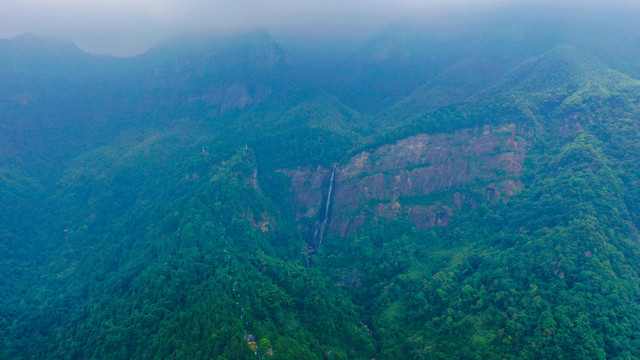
126,29 -> 293,115
4,6 -> 640,359
324,8 -> 563,114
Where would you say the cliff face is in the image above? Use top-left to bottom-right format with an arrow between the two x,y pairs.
286,124 -> 527,238
133,30 -> 289,114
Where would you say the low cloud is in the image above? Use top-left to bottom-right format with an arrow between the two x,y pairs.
0,0 -> 636,56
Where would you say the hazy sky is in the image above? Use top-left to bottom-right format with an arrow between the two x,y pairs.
0,0 -> 633,56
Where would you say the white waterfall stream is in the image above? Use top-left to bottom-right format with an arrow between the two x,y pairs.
318,164 -> 336,248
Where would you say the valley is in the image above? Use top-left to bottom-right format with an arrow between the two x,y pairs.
3,6 -> 640,359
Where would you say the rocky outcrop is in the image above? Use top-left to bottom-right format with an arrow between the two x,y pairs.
285,124 -> 527,238
138,30 -> 287,114
193,83 -> 273,113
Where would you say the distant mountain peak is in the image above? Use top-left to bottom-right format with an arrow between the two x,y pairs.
5,32 -> 82,52
482,44 -> 637,97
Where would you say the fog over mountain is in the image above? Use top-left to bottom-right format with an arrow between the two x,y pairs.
5,2 -> 640,359
1,0 -> 636,55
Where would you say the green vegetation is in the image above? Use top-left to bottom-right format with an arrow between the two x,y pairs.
4,9 -> 640,359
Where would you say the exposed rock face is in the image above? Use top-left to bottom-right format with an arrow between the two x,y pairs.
286,124 -> 526,238
284,165 -> 334,219
140,30 -> 287,114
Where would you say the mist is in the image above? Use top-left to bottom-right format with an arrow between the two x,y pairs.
1,0 -> 638,56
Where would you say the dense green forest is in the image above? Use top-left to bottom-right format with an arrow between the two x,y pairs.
4,6 -> 640,359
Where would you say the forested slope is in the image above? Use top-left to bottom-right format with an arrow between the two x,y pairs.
3,7 -> 640,360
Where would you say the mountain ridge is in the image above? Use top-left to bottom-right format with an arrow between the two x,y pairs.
4,10 -> 640,359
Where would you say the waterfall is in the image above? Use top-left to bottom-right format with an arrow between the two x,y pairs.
318,164 -> 336,248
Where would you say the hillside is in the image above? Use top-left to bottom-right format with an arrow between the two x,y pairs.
3,6 -> 640,360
